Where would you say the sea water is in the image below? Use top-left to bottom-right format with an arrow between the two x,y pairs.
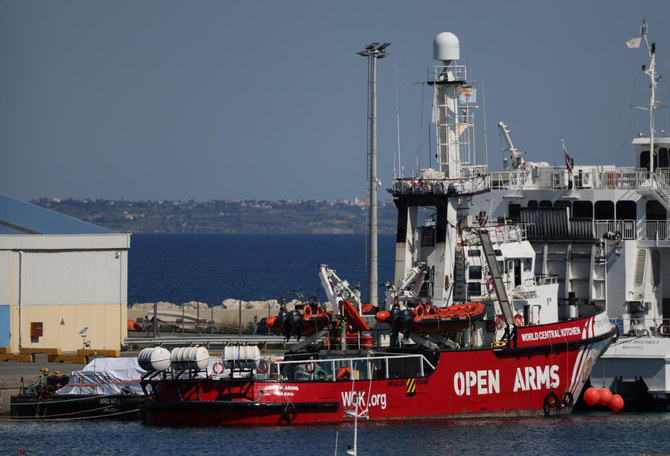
128,233 -> 396,306
2,413 -> 670,455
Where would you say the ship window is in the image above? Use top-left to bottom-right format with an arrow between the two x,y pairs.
508,203 -> 521,221
573,201 -> 593,218
646,200 -> 666,220
528,200 -> 538,208
539,200 -> 553,208
468,265 -> 482,280
421,227 -> 436,247
646,200 -> 666,240
616,200 -> 636,220
494,249 -> 502,256
468,282 -> 481,295
555,200 -> 571,215
506,259 -> 514,272
467,249 -> 481,257
659,148 -> 669,168
594,201 -> 614,220
523,258 -> 533,271
497,260 -> 505,273
640,150 -> 658,172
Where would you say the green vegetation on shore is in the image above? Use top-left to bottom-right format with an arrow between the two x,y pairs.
32,198 -> 397,234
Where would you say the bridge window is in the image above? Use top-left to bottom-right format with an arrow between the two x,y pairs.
508,203 -> 521,221
467,249 -> 481,257
528,200 -> 538,208
640,150 -> 658,172
468,265 -> 482,280
646,200 -> 666,220
594,201 -> 614,220
523,258 -> 533,271
659,148 -> 669,168
616,200 -> 636,220
573,201 -> 593,219
555,200 -> 571,215
539,200 -> 553,208
645,200 -> 666,240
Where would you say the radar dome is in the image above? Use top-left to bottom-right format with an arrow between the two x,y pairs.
433,32 -> 460,63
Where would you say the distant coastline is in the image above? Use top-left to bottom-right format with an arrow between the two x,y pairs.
31,198 -> 397,234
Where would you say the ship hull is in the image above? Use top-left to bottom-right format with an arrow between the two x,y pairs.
142,312 -> 615,426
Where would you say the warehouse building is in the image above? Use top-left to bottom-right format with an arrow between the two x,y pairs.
0,194 -> 130,353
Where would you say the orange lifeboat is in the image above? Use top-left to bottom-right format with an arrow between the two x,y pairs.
376,302 -> 486,337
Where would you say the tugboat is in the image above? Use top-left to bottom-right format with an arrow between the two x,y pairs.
471,20 -> 670,410
139,32 -> 616,426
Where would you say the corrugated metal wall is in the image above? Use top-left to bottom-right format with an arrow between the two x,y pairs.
21,250 -> 125,305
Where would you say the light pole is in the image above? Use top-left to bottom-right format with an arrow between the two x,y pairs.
357,42 -> 389,309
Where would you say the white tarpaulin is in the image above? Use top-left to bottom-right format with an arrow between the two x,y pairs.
56,357 -> 147,395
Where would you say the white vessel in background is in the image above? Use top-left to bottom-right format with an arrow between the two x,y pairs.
471,21 -> 670,409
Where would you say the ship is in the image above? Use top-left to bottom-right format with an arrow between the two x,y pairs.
469,20 -> 670,410
10,358 -> 146,420
138,32 -> 616,426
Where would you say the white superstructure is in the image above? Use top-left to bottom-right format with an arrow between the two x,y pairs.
471,21 -> 670,407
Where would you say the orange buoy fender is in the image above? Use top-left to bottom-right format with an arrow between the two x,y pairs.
583,387 -> 600,406
598,387 -> 613,406
609,394 -> 624,412
265,316 -> 278,328
127,319 -> 142,331
336,367 -> 351,379
375,311 -> 391,324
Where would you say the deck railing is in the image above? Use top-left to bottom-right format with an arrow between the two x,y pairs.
259,353 -> 436,382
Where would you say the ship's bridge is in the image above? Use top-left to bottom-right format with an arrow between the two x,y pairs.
488,163 -> 670,243
391,165 -> 490,198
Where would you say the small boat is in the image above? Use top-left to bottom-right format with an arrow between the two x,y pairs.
11,358 -> 146,421
376,302 -> 485,338
265,294 -> 333,341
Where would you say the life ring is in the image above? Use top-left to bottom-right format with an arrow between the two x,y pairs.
305,361 -> 316,373
543,391 -> 560,417
312,368 -> 328,380
495,315 -> 505,330
281,404 -> 297,424
416,305 -> 424,317
659,323 -> 670,337
561,391 -> 574,407
212,361 -> 225,375
257,359 -> 269,374
606,172 -> 618,186
514,314 -> 524,326
486,276 -> 495,293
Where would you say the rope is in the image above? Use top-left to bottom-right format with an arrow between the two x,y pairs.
1,394 -> 140,407
0,407 -> 141,421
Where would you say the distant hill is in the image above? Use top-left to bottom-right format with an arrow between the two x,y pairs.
31,198 -> 398,234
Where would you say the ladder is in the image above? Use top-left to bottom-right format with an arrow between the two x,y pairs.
477,229 -> 515,324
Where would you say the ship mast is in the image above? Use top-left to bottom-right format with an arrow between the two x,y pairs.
637,20 -> 660,172
357,42 -> 389,310
644,21 -> 657,172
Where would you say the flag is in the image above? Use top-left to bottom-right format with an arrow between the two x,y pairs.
458,85 -> 476,104
562,140 -> 573,174
625,37 -> 641,48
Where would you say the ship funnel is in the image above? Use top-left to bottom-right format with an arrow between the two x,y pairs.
433,32 -> 460,64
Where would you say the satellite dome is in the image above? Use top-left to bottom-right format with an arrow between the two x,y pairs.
433,32 -> 460,63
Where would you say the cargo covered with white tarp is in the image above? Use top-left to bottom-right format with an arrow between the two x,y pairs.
56,357 -> 146,395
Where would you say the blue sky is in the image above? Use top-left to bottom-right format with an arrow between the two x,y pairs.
2,0 -> 669,202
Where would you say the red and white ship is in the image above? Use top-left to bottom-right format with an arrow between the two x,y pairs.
139,32 -> 616,426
